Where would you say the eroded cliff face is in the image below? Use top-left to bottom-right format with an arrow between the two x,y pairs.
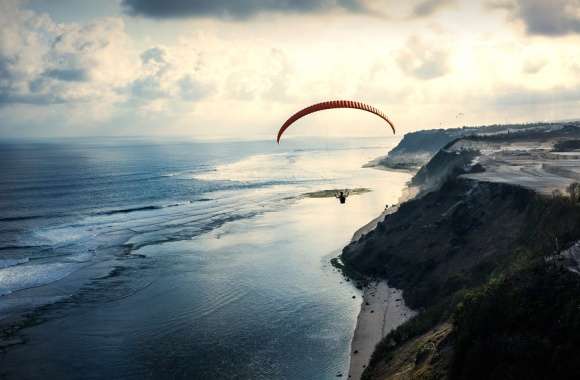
342,179 -> 535,309
343,123 -> 580,380
373,130 -> 463,171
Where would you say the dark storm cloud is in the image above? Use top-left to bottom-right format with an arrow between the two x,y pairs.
519,0 -> 580,35
488,0 -> 580,36
121,0 -> 364,19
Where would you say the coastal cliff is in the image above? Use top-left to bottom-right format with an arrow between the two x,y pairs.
344,122 -> 580,379
367,122 -> 563,172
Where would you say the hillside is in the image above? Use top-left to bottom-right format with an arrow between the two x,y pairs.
343,122 -> 580,380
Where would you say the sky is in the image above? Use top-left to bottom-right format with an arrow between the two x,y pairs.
1,0 -> 580,139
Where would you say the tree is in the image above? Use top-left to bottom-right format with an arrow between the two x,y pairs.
566,183 -> 580,203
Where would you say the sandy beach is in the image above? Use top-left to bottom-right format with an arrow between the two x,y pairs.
346,206 -> 415,379
347,282 -> 415,380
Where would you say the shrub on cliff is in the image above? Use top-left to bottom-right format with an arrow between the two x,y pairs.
452,262 -> 580,379
358,187 -> 580,379
566,182 -> 580,203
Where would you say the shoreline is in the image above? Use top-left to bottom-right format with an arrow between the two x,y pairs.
345,185 -> 416,379
347,282 -> 415,380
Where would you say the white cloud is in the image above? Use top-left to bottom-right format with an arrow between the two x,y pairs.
0,2 -> 218,132
396,36 -> 451,80
2,0 -> 580,138
522,58 -> 547,74
223,48 -> 293,101
126,44 -> 215,114
0,2 -> 136,107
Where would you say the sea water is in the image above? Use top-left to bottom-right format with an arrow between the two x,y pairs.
0,137 -> 410,379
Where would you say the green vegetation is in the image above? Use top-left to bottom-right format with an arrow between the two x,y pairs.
350,182 -> 580,379
453,262 -> 580,379
553,139 -> 580,152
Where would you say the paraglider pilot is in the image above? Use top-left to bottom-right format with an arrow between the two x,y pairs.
335,191 -> 349,204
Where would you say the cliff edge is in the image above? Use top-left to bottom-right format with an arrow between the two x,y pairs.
343,122 -> 580,380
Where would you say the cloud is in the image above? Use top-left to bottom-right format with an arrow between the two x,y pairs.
126,45 -> 215,109
487,0 -> 580,36
223,48 -> 293,101
0,3 -> 136,107
0,1 -> 214,120
129,47 -> 172,100
178,75 -> 213,101
121,0 -> 364,19
43,68 -> 90,82
4,0 -> 580,138
396,36 -> 450,80
140,46 -> 167,65
412,0 -> 455,17
121,0 -> 460,20
522,58 -> 546,74
495,86 -> 580,106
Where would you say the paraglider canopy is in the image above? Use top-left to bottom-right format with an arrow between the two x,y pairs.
276,100 -> 395,143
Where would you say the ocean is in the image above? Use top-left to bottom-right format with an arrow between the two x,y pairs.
0,137 -> 410,379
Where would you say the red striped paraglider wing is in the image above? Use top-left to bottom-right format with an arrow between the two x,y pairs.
276,100 -> 395,143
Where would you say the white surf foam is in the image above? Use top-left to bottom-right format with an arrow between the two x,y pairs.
0,261 -> 83,296
0,258 -> 30,269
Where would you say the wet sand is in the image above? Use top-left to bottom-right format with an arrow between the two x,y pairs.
347,282 -> 415,380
